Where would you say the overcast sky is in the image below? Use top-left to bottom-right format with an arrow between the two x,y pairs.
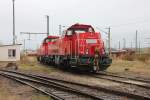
0,0 -> 150,49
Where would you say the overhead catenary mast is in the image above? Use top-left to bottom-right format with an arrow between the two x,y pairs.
123,38 -> 126,49
119,41 -> 120,49
12,0 -> 15,44
131,41 -> 133,49
106,27 -> 111,56
46,15 -> 49,36
96,27 -> 111,55
139,41 -> 141,54
20,32 -> 47,40
135,30 -> 138,52
20,32 -> 47,51
59,25 -> 62,35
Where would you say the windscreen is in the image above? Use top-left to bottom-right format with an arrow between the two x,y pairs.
68,28 -> 94,34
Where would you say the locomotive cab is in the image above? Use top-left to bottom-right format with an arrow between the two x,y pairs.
37,36 -> 59,63
65,24 -> 112,72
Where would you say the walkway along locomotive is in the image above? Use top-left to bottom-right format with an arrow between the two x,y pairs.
37,24 -> 112,72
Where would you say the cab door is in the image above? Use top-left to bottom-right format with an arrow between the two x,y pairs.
64,30 -> 74,56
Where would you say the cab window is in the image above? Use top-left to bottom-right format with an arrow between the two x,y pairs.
43,38 -> 51,43
74,30 -> 86,34
51,38 -> 57,42
66,30 -> 73,36
88,27 -> 94,32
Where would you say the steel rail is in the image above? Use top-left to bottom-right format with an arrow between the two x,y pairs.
0,70 -> 103,100
30,72 -> 150,100
0,73 -> 64,100
97,71 -> 150,83
1,69 -> 150,100
92,74 -> 150,89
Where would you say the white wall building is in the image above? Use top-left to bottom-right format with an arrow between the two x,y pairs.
0,44 -> 21,61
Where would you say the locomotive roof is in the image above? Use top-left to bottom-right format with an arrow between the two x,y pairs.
67,23 -> 95,31
47,36 -> 59,39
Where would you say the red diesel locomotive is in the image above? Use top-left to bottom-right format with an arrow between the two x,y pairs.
37,24 -> 112,72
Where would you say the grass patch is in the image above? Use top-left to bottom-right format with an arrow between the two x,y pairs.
0,79 -> 20,100
19,56 -> 55,74
136,54 -> 150,62
31,94 -> 52,100
0,83 -> 52,100
19,63 -> 54,74
0,86 -> 9,100
107,59 -> 150,75
122,54 -> 150,62
122,54 -> 135,61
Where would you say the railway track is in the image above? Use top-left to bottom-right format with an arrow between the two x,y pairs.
93,71 -> 150,89
97,71 -> 150,83
0,73 -> 64,100
0,70 -> 150,100
0,70 -> 102,100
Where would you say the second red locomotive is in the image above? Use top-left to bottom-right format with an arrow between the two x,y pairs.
37,23 -> 112,72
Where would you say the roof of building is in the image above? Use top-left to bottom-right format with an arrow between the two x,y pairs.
0,44 -> 22,47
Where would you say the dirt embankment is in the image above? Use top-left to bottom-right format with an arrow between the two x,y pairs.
0,56 -> 53,100
0,75 -> 50,100
0,55 -> 150,100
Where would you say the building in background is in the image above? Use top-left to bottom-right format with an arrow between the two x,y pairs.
0,44 -> 21,61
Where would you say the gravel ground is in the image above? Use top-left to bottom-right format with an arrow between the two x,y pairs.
0,62 -> 51,100
0,57 -> 150,100
46,70 -> 150,97
0,76 -> 31,100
